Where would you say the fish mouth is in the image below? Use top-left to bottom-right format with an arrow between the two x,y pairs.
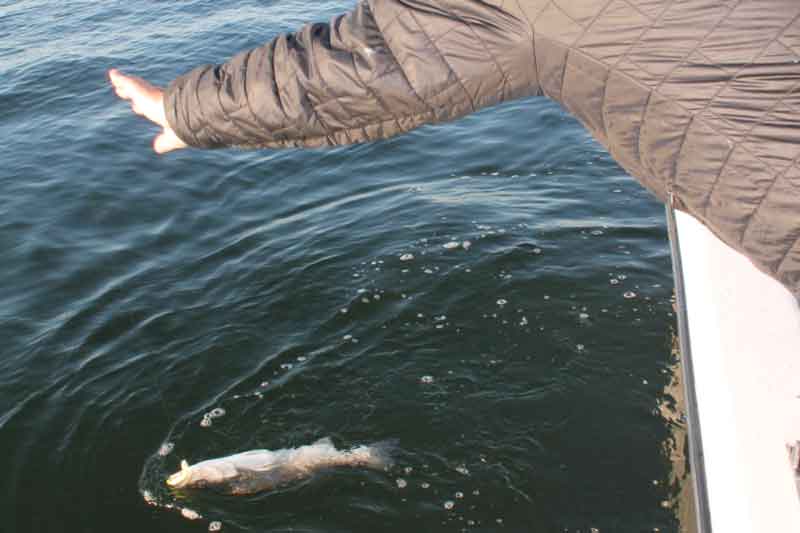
166,460 -> 191,487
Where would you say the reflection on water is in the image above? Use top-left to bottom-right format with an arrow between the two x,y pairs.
659,328 -> 699,533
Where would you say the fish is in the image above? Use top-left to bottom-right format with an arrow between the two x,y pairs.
166,437 -> 394,495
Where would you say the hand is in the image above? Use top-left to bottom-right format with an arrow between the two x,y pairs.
108,69 -> 188,154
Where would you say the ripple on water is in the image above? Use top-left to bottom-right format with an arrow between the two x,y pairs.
3,2 -> 675,531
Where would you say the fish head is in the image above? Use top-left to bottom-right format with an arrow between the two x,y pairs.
166,459 -> 232,489
166,460 -> 194,488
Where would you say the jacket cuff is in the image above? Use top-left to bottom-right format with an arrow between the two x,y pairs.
163,65 -> 218,149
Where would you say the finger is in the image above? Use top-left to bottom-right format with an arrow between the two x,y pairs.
153,132 -> 173,154
108,69 -> 131,99
153,130 -> 187,155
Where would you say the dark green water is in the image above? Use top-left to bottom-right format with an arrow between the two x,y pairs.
1,1 -> 686,532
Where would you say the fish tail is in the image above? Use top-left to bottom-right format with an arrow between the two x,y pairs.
350,439 -> 398,470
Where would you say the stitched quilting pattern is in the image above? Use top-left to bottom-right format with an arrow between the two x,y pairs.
516,0 -> 800,293
164,0 -> 800,296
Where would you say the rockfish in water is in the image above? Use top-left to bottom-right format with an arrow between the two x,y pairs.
166,437 -> 393,495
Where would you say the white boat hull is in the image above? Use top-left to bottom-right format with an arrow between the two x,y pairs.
670,209 -> 800,532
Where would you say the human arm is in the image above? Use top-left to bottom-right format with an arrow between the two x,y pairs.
108,69 -> 187,154
112,0 -> 539,152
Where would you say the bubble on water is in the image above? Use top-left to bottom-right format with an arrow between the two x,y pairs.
142,490 -> 156,505
400,253 -> 414,262
462,240 -> 472,250
209,408 -> 226,419
465,268 -> 472,273
297,356 -> 307,362
280,363 -> 294,370
343,334 -> 353,341
610,278 -> 620,285
455,491 -> 464,499
623,291 -> 637,299
200,415 -> 212,428
496,299 -> 508,306
181,508 -> 201,520
352,273 -> 360,278
209,522 -> 222,532
373,294 -> 381,301
361,297 -> 370,304
444,501 -> 455,510
618,274 -> 627,280
435,315 -> 447,322
519,316 -> 528,326
579,313 -> 589,320
472,489 -> 480,496
496,518 -> 504,524
260,381 -> 269,388
533,247 -> 542,254
421,482 -> 431,489
443,241 -> 460,250
420,375 -> 435,384
576,344 -> 585,351
424,268 -> 434,274
396,478 -> 407,489
340,307 -> 349,314
455,465 -> 470,475
417,313 -> 425,318
642,379 -> 649,385
404,466 -> 413,474
590,229 -> 604,236
357,288 -> 368,294
158,442 -> 174,456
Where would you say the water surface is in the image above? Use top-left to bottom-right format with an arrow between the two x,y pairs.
1,1 -> 686,531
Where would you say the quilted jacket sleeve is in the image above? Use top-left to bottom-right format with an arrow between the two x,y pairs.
163,0 -> 538,149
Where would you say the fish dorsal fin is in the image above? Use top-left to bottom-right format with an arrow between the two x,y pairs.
312,436 -> 334,447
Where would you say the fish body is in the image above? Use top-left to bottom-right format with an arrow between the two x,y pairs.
166,437 -> 393,495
